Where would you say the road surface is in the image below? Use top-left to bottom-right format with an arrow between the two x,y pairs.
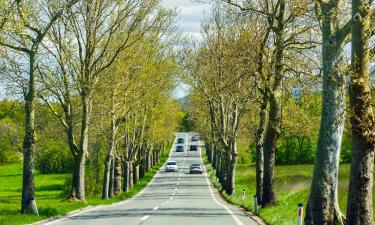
42,132 -> 257,225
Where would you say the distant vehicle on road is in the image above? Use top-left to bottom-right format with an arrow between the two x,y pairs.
189,145 -> 198,151
189,163 -> 203,174
165,161 -> 178,172
177,138 -> 184,144
176,145 -> 184,152
191,136 -> 198,141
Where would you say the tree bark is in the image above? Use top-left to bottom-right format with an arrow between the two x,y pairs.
225,140 -> 238,195
128,162 -> 133,189
21,53 -> 38,215
262,0 -> 285,206
346,0 -> 375,224
123,161 -> 130,193
70,153 -> 85,200
109,157 -> 115,197
114,157 -> 121,195
262,93 -> 280,206
102,154 -> 112,199
132,163 -> 139,185
255,94 -> 268,205
305,3 -> 349,224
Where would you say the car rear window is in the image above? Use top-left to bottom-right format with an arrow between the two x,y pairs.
167,162 -> 176,165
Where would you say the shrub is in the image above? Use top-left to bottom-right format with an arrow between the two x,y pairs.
35,140 -> 73,174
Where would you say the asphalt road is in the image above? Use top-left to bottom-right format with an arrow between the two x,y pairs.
43,132 -> 257,225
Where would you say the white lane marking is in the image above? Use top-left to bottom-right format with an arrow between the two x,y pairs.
179,174 -> 182,177
178,178 -> 181,181
166,200 -> 170,204
199,143 -> 245,225
174,187 -> 178,191
172,193 -> 176,196
161,203 -> 166,206
169,197 -> 173,200
153,206 -> 159,211
177,183 -> 179,186
141,215 -> 149,221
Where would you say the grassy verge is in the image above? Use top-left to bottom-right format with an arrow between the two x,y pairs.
203,152 -> 375,225
0,146 -> 171,225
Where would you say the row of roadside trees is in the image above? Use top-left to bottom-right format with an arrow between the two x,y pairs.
0,0 -> 182,216
185,0 -> 374,224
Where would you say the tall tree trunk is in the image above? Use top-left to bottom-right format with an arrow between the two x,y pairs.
102,155 -> 112,199
262,93 -> 280,206
255,94 -> 268,205
346,0 -> 375,224
109,157 -> 115,197
132,163 -> 139,185
128,162 -> 133,189
70,94 -> 90,200
305,3 -> 349,224
262,0 -> 285,206
102,90 -> 116,199
114,157 -> 122,195
212,147 -> 217,170
219,152 -> 226,187
70,153 -> 85,200
225,140 -> 238,196
21,53 -> 38,215
123,161 -> 130,193
139,159 -> 145,179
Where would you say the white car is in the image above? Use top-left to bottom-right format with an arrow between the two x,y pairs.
165,161 -> 178,172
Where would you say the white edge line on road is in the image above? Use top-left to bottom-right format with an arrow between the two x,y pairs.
42,136 -> 180,225
140,215 -> 149,221
199,143 -> 245,225
153,206 -> 159,211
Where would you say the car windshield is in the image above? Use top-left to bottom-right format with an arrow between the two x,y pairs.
191,164 -> 201,167
167,162 -> 176,165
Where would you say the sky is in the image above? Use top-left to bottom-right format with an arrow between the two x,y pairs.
161,0 -> 212,99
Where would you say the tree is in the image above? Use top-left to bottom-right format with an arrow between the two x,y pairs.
0,0 -> 78,214
305,1 -> 352,224
346,0 -> 375,224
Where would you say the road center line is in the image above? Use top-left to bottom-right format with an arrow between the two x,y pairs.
153,206 -> 159,211
172,193 -> 175,195
174,187 -> 178,190
140,215 -> 149,221
169,196 -> 173,200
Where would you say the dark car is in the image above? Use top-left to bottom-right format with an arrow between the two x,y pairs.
190,145 -> 198,151
189,163 -> 203,174
191,136 -> 198,141
176,145 -> 184,152
177,138 -> 184,144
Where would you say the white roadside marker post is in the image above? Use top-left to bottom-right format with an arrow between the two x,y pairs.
253,195 -> 258,215
242,189 -> 246,201
297,203 -> 303,225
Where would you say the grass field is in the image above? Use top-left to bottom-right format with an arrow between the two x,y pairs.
204,157 -> 375,225
0,152 -> 169,225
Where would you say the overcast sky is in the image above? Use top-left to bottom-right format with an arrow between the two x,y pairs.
161,0 -> 211,40
161,0 -> 211,99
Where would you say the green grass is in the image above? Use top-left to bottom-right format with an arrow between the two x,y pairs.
203,155 -> 375,225
0,152 -> 170,225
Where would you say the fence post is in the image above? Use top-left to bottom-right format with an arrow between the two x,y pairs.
297,203 -> 303,225
253,195 -> 258,215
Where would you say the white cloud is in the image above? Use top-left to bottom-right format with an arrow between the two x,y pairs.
162,0 -> 211,39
